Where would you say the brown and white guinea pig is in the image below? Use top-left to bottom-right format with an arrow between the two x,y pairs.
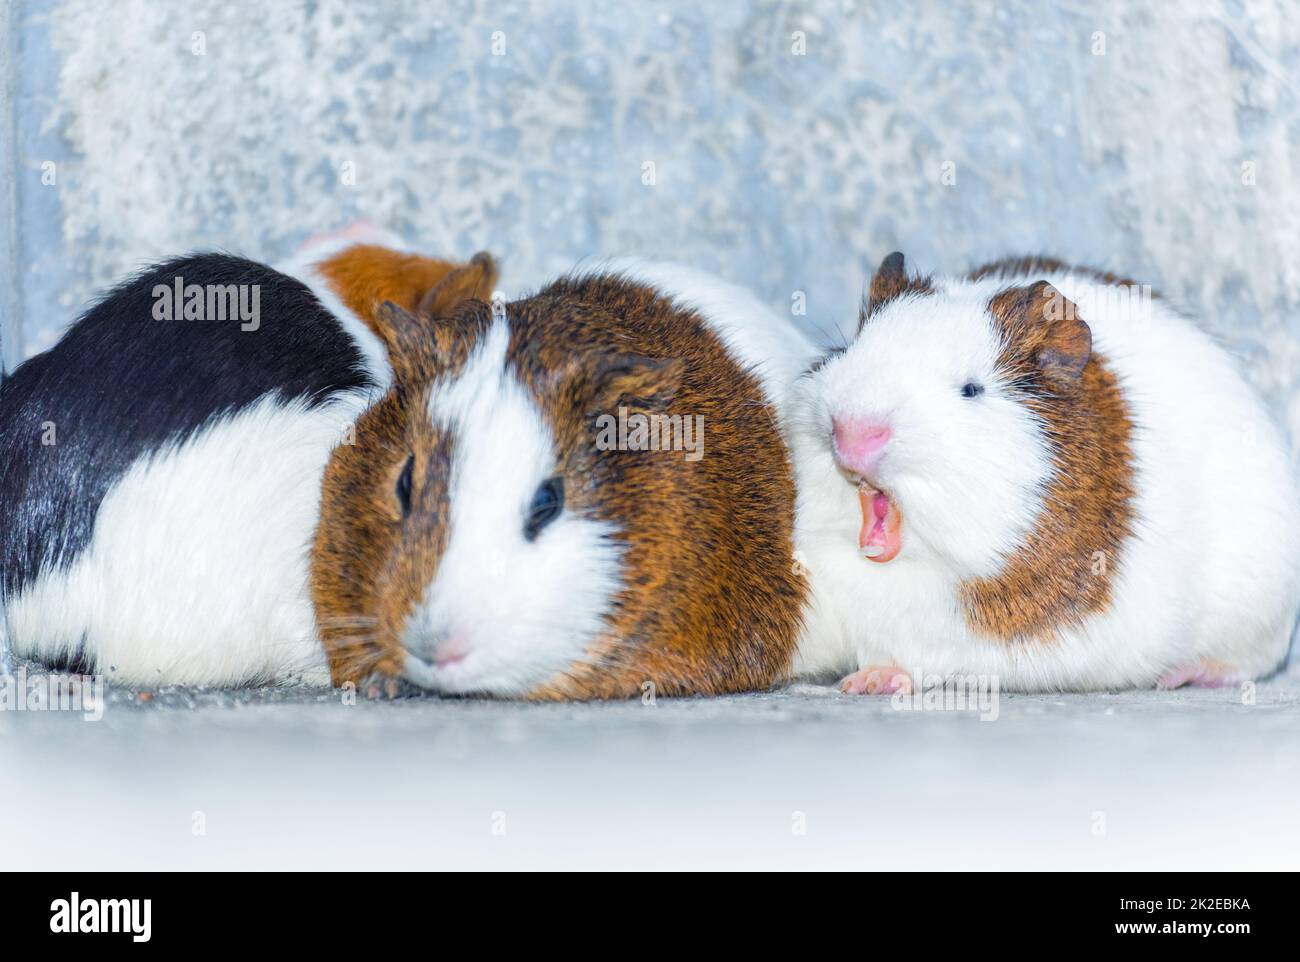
311,259 -> 815,699
0,225 -> 495,686
790,252 -> 1300,694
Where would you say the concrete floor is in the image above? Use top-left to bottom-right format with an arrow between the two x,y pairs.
2,662 -> 1298,870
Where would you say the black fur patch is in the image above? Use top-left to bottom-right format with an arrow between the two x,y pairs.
0,253 -> 372,598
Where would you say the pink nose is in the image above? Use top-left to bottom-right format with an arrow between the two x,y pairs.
832,417 -> 891,476
433,630 -> 469,669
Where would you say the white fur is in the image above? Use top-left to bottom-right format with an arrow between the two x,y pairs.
400,320 -> 625,696
4,394 -> 368,686
0,606 -> 11,677
792,269 -> 1300,690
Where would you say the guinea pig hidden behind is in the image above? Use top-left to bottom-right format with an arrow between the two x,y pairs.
791,252 -> 1300,694
0,238 -> 496,687
312,261 -> 815,700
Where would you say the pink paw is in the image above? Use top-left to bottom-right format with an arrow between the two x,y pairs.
1157,658 -> 1240,690
840,665 -> 912,695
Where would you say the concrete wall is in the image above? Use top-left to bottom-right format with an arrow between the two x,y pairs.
4,0 -> 1300,455
1,0 -> 21,372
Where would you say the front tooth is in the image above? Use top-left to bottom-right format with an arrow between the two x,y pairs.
861,544 -> 884,558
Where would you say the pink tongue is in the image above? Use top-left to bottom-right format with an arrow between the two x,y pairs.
858,485 -> 902,563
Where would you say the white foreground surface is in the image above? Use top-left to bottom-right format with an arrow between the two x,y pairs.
2,667 -> 1297,870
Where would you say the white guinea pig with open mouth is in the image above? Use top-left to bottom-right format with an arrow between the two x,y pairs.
791,252 -> 1300,694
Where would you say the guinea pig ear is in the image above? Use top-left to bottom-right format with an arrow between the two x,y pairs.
417,251 -> 498,319
374,300 -> 434,384
861,251 -> 909,330
585,354 -> 685,414
993,280 -> 1092,382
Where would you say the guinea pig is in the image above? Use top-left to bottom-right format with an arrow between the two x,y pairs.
0,235 -> 495,686
790,252 -> 1300,694
310,259 -> 815,699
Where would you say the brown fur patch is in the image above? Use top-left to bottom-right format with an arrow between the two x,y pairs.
959,278 -> 1137,641
968,255 -> 1145,291
312,390 -> 455,683
311,301 -> 494,685
511,276 -> 805,699
315,244 -> 497,348
311,275 -> 806,699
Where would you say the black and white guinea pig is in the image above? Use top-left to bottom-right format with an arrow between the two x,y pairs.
311,259 -> 816,699
0,226 -> 495,686
790,252 -> 1300,693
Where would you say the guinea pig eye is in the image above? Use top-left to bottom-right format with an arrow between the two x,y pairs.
960,382 -> 985,399
524,477 -> 565,541
396,455 -> 415,517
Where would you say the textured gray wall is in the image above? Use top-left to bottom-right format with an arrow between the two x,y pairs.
5,0 -> 1300,458
0,0 -> 20,373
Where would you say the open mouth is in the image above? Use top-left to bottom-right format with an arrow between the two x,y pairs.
857,481 -> 902,563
